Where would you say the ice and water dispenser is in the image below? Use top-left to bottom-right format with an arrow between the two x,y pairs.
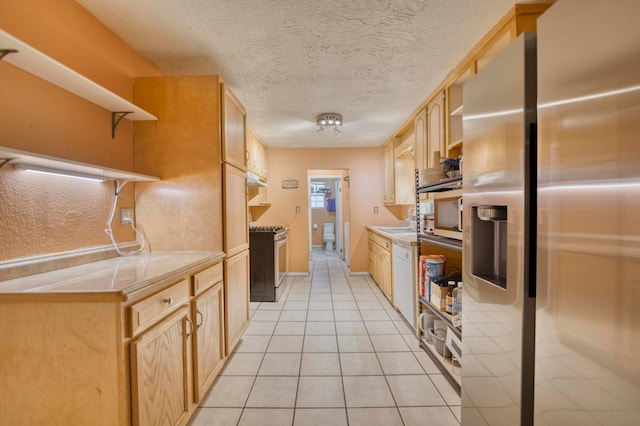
471,205 -> 508,289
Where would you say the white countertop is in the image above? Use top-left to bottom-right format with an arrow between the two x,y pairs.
0,251 -> 223,297
366,225 -> 417,246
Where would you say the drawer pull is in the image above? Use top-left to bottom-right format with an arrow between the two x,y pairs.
163,296 -> 174,305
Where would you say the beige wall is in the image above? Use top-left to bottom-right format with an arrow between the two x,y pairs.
0,0 -> 161,261
256,148 -> 400,274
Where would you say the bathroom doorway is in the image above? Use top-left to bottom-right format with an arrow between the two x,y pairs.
307,170 -> 350,265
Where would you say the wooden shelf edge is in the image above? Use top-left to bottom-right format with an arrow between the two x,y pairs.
419,296 -> 462,336
0,146 -> 160,182
418,234 -> 462,251
0,29 -> 156,121
416,176 -> 462,193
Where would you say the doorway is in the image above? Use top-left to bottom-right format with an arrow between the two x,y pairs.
307,170 -> 350,266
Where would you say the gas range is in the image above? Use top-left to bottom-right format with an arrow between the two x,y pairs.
249,225 -> 288,302
249,225 -> 287,241
249,225 -> 285,232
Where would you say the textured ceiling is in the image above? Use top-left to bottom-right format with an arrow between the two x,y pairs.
77,0 -> 531,148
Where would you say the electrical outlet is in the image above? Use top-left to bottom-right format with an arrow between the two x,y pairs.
120,208 -> 134,225
374,207 -> 379,214
296,206 -> 300,213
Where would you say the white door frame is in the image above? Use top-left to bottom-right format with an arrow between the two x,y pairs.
307,173 -> 345,258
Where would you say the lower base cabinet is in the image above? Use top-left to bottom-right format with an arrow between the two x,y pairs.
131,306 -> 192,426
0,255 -> 232,426
193,281 -> 225,401
368,231 -> 393,303
224,249 -> 250,355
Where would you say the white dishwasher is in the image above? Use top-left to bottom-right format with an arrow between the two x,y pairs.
392,241 -> 416,330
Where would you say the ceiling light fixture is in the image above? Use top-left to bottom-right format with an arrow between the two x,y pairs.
316,113 -> 342,137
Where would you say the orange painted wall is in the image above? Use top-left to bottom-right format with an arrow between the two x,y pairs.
0,0 -> 161,261
256,148 -> 400,274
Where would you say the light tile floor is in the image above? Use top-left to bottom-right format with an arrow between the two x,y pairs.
190,249 -> 461,426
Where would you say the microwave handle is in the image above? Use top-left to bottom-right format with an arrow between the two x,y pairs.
458,197 -> 463,231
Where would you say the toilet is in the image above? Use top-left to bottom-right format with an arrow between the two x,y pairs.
322,223 -> 336,251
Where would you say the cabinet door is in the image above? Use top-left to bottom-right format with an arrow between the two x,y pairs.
256,141 -> 266,179
414,108 -> 428,170
368,240 -> 377,282
224,250 -> 250,355
246,130 -> 258,176
131,306 -> 192,426
380,249 -> 393,302
427,90 -> 445,168
193,281 -> 225,402
223,163 -> 249,258
383,141 -> 395,204
221,83 -> 247,171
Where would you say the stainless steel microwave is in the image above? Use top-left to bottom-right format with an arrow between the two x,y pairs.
433,189 -> 463,240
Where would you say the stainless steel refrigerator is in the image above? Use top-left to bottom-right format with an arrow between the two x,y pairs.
534,1 -> 640,425
462,1 -> 640,425
461,30 -> 537,426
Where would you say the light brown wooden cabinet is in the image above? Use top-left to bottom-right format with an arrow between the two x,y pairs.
192,280 -> 225,402
224,249 -> 250,355
383,139 -> 395,204
427,90 -> 446,168
134,75 -> 250,359
414,107 -> 428,170
247,128 -> 268,180
221,83 -> 247,171
368,231 -> 393,303
130,306 -> 192,426
224,163 -> 249,258
0,255 -> 227,426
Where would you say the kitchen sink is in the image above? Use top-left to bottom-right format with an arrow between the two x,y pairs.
377,226 -> 415,233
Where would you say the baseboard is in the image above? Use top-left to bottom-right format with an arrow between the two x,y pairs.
349,272 -> 370,276
287,272 -> 311,276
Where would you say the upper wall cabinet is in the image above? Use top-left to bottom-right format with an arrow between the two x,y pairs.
221,83 -> 247,171
414,107 -> 428,170
394,132 -> 416,205
387,3 -> 552,177
445,68 -> 472,160
247,128 -> 267,180
427,90 -> 445,168
383,139 -> 395,204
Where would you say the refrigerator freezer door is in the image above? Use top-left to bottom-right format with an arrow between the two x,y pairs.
536,1 -> 640,425
462,33 -> 537,425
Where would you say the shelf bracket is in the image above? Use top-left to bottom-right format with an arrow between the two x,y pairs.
0,158 -> 12,170
0,49 -> 18,61
111,111 -> 133,139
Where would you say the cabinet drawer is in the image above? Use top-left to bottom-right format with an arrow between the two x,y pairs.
369,232 -> 391,252
130,279 -> 190,336
193,263 -> 223,296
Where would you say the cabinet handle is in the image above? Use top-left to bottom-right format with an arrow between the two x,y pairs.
246,150 -> 250,161
196,310 -> 204,328
185,318 -> 194,337
163,296 -> 174,305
